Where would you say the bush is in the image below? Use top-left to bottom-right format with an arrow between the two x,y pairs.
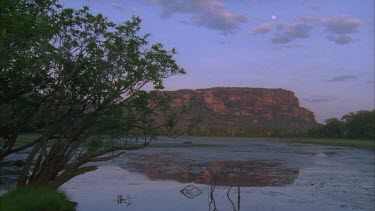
0,186 -> 76,211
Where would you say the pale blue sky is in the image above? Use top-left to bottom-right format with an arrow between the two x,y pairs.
61,0 -> 374,122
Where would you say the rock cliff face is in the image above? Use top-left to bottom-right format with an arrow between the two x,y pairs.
164,87 -> 316,128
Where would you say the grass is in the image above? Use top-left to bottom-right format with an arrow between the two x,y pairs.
14,133 -> 41,146
0,186 -> 76,211
279,137 -> 375,150
176,136 -> 374,150
14,133 -> 60,147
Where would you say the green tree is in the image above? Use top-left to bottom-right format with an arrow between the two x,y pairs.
322,118 -> 343,138
341,110 -> 375,139
304,110 -> 374,139
1,0 -> 61,158
1,0 -> 188,187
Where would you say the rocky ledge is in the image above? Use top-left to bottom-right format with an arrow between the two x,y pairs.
163,87 -> 316,129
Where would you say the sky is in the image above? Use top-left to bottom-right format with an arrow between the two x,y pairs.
60,0 -> 374,123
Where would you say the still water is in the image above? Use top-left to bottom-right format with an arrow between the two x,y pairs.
61,138 -> 374,211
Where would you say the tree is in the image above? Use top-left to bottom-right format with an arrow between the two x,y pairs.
341,110 -> 375,139
304,110 -> 374,139
1,0 -> 188,187
322,118 -> 342,138
1,0 -> 61,159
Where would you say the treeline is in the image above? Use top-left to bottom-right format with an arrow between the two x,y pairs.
186,110 -> 375,139
305,110 -> 374,139
187,126 -> 301,137
19,109 -> 375,140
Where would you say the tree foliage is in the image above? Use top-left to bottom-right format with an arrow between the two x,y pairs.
1,0 -> 190,187
341,110 -> 375,139
185,110 -> 374,139
305,110 -> 375,139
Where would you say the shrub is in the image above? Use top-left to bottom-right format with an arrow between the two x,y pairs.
0,186 -> 76,211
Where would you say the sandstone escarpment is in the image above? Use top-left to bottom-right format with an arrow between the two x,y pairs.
164,87 -> 316,129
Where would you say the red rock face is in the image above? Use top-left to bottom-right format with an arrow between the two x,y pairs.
163,87 -> 317,128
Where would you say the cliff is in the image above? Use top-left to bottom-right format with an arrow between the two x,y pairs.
163,87 -> 317,129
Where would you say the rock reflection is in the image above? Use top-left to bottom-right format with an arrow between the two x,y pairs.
123,154 -> 299,187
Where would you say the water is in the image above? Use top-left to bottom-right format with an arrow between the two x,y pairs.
47,138 -> 375,210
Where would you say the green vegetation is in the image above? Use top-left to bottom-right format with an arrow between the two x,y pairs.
296,110 -> 375,149
185,110 -> 374,145
0,186 -> 75,211
0,0 -> 194,188
280,138 -> 374,150
14,133 -> 41,146
306,110 -> 375,139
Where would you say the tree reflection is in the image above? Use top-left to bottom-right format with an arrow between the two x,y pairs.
207,164 -> 218,211
207,162 -> 241,211
227,186 -> 236,210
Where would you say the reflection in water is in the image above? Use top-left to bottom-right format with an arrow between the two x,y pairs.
179,182 -> 239,211
207,185 -> 241,211
122,153 -> 299,187
207,163 -> 240,211
208,173 -> 217,211
180,184 -> 203,199
121,154 -> 299,210
61,139 -> 374,211
227,186 -> 236,211
119,153 -> 299,210
117,194 -> 132,207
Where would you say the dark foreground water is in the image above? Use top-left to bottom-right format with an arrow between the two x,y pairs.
60,138 -> 374,211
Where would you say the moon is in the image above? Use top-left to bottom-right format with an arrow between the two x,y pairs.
272,15 -> 276,20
